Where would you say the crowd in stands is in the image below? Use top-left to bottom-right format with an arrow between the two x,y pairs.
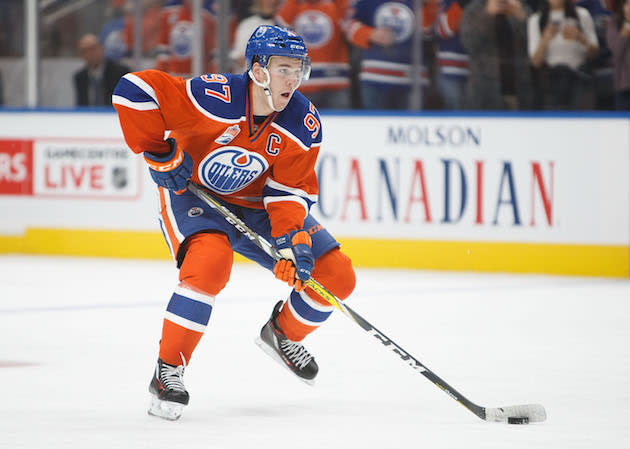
1,0 -> 629,110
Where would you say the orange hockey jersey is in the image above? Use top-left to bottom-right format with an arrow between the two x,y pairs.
112,70 -> 322,237
275,0 -> 351,93
155,3 -> 217,77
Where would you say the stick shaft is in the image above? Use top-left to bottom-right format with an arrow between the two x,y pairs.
186,181 -> 487,419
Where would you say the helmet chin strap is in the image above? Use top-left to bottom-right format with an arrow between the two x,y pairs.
248,67 -> 282,113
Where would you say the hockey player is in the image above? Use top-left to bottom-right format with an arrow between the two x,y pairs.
112,25 -> 356,420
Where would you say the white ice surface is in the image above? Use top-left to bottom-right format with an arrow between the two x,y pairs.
1,255 -> 629,449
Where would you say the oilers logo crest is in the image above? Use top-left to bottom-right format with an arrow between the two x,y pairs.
187,207 -> 204,217
294,11 -> 333,49
215,125 -> 241,145
374,2 -> 414,43
255,25 -> 270,38
169,22 -> 193,58
198,147 -> 268,194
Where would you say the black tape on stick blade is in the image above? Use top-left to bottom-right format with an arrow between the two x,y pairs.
507,417 -> 529,424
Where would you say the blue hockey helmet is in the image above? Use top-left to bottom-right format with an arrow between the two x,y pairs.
245,25 -> 311,80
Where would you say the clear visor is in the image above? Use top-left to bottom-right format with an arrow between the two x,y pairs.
267,57 -> 311,83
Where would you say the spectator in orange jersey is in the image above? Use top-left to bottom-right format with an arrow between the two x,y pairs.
124,0 -> 162,58
155,0 -> 217,77
276,0 -> 353,109
101,0 -> 163,64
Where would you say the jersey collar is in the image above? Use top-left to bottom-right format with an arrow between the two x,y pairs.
246,82 -> 278,143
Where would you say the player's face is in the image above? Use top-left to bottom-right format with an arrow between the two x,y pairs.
266,56 -> 304,110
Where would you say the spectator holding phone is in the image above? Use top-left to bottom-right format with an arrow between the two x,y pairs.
606,0 -> 630,109
528,0 -> 599,109
460,0 -> 533,110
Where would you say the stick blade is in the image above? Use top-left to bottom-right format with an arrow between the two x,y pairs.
485,404 -> 547,423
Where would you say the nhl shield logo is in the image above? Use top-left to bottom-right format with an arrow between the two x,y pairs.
198,147 -> 268,194
215,125 -> 241,145
111,166 -> 128,189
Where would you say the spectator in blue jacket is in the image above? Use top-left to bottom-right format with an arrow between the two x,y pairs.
345,0 -> 438,109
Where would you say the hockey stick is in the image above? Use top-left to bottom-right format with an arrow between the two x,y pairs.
186,180 -> 547,424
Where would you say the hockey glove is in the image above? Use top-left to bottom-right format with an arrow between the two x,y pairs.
273,230 -> 314,292
144,138 -> 193,194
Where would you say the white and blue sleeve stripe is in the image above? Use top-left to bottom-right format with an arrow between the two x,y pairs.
262,178 -> 318,214
112,73 -> 160,111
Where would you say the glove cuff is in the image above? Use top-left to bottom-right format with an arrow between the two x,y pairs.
144,138 -> 182,172
291,230 -> 311,248
274,230 -> 311,249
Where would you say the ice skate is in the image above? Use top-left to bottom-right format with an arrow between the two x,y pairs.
256,301 -> 319,385
147,357 -> 189,421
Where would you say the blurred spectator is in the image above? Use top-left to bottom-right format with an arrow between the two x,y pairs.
73,33 -> 130,106
100,0 -> 128,62
434,0 -> 470,109
276,0 -> 352,109
460,0 -> 533,110
346,0 -> 439,110
230,0 -> 280,73
0,0 -> 24,56
155,0 -> 217,77
606,0 -> 630,109
123,0 -> 163,58
577,0 -> 614,110
528,0 -> 599,109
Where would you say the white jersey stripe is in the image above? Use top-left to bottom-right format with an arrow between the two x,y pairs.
270,122 -> 311,151
158,218 -> 176,260
359,73 -> 417,84
123,73 -> 160,105
299,290 -> 334,312
437,51 -> 470,62
112,95 -> 159,111
310,62 -> 351,71
301,77 -> 350,87
264,178 -> 318,202
286,297 -> 322,327
164,311 -> 207,333
162,188 -> 185,244
263,196 -> 308,215
174,285 -> 216,306
362,60 -> 411,71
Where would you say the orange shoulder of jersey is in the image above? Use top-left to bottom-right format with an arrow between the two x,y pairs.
112,70 -> 202,154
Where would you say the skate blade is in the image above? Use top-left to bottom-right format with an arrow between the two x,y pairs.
148,396 -> 185,421
255,337 -> 315,386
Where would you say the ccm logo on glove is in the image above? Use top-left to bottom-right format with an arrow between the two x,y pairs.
144,138 -> 193,194
273,230 -> 314,292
